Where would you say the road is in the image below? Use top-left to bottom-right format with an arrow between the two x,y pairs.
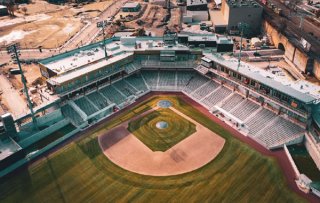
61,0 -> 128,50
0,74 -> 28,118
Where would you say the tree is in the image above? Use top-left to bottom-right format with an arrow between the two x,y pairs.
5,0 -> 16,16
135,28 -> 146,36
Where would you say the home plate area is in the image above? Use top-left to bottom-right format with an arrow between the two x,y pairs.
98,103 -> 225,176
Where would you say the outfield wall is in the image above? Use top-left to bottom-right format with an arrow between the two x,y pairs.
305,133 -> 320,170
284,144 -> 300,178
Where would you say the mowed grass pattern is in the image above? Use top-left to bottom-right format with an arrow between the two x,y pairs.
128,108 -> 196,151
0,96 -> 306,202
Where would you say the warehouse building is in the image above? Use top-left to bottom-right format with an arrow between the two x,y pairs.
221,0 -> 263,35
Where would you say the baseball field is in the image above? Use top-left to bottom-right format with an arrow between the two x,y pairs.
0,95 -> 306,202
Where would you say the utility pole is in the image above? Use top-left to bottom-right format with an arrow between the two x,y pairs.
97,20 -> 108,60
7,43 -> 38,131
237,22 -> 249,71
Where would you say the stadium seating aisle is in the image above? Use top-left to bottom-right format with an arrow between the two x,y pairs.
255,116 -> 305,148
100,85 -> 126,105
230,100 -> 260,121
141,71 -> 159,89
246,108 -> 276,136
158,71 -> 177,90
201,87 -> 232,109
61,104 -> 84,126
125,74 -> 149,93
177,71 -> 194,90
220,93 -> 245,112
191,81 -> 219,101
74,97 -> 99,116
113,80 -> 137,97
183,73 -> 209,94
87,92 -> 109,110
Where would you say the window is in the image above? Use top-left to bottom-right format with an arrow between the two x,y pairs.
250,80 -> 256,86
237,74 -> 242,80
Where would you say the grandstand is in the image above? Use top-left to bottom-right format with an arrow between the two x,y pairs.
191,81 -> 219,101
220,93 -> 245,112
125,74 -> 149,93
201,87 -> 232,109
254,117 -> 305,148
246,108 -> 276,136
61,104 -> 84,126
57,69 -> 307,149
2,34 -> 320,178
74,97 -> 99,116
141,71 -> 159,90
183,73 -> 210,94
87,92 -> 110,110
229,100 -> 260,121
158,71 -> 177,91
100,85 -> 127,105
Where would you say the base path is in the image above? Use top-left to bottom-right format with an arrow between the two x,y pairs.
98,107 -> 225,176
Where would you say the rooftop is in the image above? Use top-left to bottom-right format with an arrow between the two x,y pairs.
204,53 -> 319,104
187,0 -> 208,6
122,2 -> 140,8
188,35 -> 217,42
42,37 -> 192,84
225,0 -> 261,8
209,10 -> 227,26
217,36 -> 233,44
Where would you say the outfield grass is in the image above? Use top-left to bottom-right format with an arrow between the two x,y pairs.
0,95 -> 306,202
128,108 -> 196,151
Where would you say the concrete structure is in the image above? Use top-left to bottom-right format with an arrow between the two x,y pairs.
209,10 -> 227,33
0,5 -> 8,16
121,2 -> 141,12
221,0 -> 263,35
216,36 -> 233,52
183,10 -> 209,22
263,20 -> 320,79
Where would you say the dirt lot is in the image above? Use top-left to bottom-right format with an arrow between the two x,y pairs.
124,2 -> 168,36
1,63 -> 43,89
0,0 -> 113,49
99,106 -> 225,176
0,63 -> 53,116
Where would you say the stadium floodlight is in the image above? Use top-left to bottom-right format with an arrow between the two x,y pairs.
237,22 -> 249,71
7,43 -> 38,131
97,20 -> 108,60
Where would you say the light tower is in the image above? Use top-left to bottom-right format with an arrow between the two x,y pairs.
97,20 -> 108,60
237,22 -> 249,71
6,43 -> 38,131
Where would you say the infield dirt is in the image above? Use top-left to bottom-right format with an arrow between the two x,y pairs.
98,106 -> 225,176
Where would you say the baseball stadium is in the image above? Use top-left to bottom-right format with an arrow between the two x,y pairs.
1,34 -> 320,202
